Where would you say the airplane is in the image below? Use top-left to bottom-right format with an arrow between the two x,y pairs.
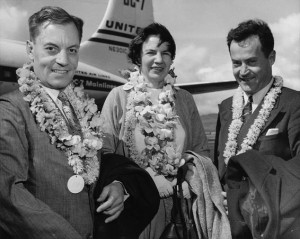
0,0 -> 238,108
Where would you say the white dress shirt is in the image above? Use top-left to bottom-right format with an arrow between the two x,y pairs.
243,78 -> 274,113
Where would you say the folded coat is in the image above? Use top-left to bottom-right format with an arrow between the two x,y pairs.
186,151 -> 232,239
93,153 -> 160,239
226,150 -> 300,239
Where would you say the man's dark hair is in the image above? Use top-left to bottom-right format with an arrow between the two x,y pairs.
128,22 -> 176,66
28,6 -> 84,42
227,19 -> 274,58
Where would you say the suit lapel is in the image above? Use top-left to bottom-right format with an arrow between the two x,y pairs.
259,94 -> 282,135
237,90 -> 283,146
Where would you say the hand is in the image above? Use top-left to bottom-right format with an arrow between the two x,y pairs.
181,181 -> 191,199
181,153 -> 196,182
145,167 -> 175,198
153,176 -> 172,198
145,167 -> 174,198
96,182 -> 125,223
222,191 -> 228,215
184,163 -> 195,182
153,175 -> 174,198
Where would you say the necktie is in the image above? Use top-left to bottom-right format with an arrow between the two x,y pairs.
242,95 -> 253,123
58,92 -> 81,135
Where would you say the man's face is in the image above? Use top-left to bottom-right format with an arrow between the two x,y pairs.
229,35 -> 275,95
27,22 -> 80,90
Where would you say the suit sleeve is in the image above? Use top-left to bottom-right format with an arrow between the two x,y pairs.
287,92 -> 300,157
186,92 -> 210,157
0,98 -> 82,239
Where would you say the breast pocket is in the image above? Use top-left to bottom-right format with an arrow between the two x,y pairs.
254,133 -> 291,160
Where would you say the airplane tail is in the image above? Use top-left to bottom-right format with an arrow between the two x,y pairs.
79,0 -> 154,77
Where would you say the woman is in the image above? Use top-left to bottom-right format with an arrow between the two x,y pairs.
100,23 -> 223,239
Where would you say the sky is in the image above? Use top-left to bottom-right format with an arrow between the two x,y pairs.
0,0 -> 299,115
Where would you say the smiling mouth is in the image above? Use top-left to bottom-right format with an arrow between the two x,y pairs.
52,69 -> 68,74
151,67 -> 164,72
239,77 -> 254,82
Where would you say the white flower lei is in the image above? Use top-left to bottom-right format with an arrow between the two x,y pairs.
223,76 -> 283,165
122,68 -> 182,177
17,62 -> 103,184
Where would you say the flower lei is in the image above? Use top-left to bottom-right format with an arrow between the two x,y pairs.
17,62 -> 103,184
223,76 -> 283,165
122,68 -> 182,177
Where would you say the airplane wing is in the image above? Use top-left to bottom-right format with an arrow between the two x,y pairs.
176,81 -> 238,94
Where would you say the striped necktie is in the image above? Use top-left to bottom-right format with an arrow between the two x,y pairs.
58,92 -> 81,135
242,95 -> 253,123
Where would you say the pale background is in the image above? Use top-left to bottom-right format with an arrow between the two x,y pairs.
1,0 -> 299,115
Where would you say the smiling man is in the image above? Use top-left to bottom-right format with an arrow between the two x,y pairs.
0,6 -> 159,239
214,19 -> 300,238
27,22 -> 80,90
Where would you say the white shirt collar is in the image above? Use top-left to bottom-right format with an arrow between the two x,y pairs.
42,86 -> 60,102
243,77 -> 274,111
42,86 -> 68,119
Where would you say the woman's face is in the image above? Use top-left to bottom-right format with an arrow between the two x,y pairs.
140,35 -> 173,88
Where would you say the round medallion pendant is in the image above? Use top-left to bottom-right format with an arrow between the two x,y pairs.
67,175 -> 84,193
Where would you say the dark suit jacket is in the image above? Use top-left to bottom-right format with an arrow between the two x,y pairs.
0,90 -> 160,239
214,87 -> 300,238
226,150 -> 300,239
